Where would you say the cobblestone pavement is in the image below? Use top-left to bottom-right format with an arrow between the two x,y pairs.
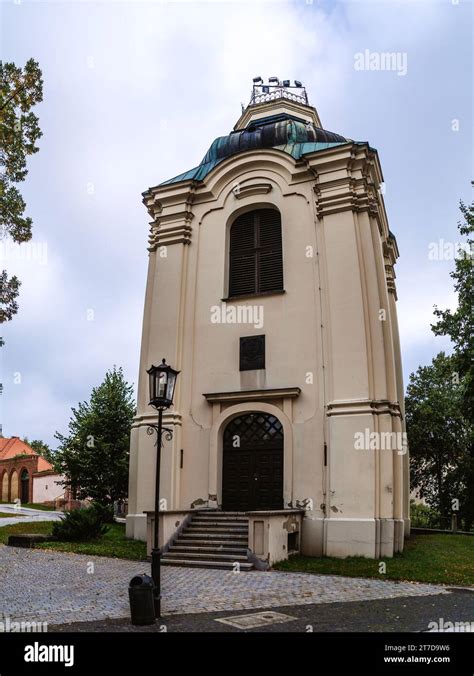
0,545 -> 449,627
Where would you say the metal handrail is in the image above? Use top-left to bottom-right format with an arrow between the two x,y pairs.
250,84 -> 308,106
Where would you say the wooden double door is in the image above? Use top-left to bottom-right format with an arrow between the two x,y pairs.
222,412 -> 283,511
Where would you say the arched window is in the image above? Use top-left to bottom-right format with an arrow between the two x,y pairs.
228,208 -> 283,297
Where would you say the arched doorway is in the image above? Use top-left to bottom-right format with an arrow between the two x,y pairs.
20,469 -> 30,504
222,412 -> 283,511
10,470 -> 18,501
1,472 -> 8,502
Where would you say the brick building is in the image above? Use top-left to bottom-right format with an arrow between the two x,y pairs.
0,437 -> 64,505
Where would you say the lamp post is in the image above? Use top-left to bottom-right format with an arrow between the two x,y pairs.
146,358 -> 180,618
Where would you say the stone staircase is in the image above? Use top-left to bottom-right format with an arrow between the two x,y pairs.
161,510 -> 253,570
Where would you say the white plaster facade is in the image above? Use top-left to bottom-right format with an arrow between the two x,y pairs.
126,92 -> 409,558
32,472 -> 65,504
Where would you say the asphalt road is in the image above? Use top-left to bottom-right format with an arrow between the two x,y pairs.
50,588 -> 473,633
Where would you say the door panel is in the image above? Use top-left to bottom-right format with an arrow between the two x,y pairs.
222,413 -> 283,511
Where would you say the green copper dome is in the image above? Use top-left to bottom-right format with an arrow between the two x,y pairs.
159,113 -> 350,186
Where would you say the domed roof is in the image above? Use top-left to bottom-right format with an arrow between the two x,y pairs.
159,113 -> 349,186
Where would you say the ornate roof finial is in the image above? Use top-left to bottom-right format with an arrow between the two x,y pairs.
250,77 -> 308,106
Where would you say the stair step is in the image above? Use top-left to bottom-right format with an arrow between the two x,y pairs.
163,511 -> 253,571
195,511 -> 248,516
174,538 -> 248,547
190,518 -> 247,524
180,532 -> 248,540
161,558 -> 254,571
188,519 -> 248,529
164,551 -> 248,561
187,524 -> 248,531
193,513 -> 248,521
170,545 -> 247,554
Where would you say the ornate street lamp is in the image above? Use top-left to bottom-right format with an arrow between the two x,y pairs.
146,358 -> 180,618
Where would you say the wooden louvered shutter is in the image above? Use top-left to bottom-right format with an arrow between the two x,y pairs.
229,212 -> 257,296
257,209 -> 283,293
229,209 -> 283,297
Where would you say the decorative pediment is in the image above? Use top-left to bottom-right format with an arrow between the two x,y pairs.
233,181 -> 273,199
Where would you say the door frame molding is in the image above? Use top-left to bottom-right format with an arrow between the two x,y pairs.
208,401 -> 294,509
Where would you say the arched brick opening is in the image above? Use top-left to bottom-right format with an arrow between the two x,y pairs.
10,469 -> 19,502
1,471 -> 9,502
20,468 -> 30,504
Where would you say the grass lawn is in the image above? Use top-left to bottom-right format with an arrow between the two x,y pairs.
0,512 -> 26,518
0,520 -> 147,561
274,534 -> 474,586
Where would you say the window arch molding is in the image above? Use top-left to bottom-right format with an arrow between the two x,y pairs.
224,204 -> 284,300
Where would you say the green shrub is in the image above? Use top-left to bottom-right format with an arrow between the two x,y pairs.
410,500 -> 441,528
52,505 -> 109,542
91,502 -> 115,524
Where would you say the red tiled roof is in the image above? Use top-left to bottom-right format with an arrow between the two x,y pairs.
0,437 -> 54,471
37,456 -> 53,472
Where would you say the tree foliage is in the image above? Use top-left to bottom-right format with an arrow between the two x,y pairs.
406,202 -> 474,530
23,437 -> 55,465
432,201 -> 473,419
431,201 -> 474,530
0,58 -> 43,324
405,352 -> 471,525
54,367 -> 135,505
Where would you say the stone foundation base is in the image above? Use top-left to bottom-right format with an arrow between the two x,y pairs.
323,518 -> 405,559
125,513 -> 147,541
301,517 -> 325,557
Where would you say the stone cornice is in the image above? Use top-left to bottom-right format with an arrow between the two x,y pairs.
305,143 -> 391,241
148,211 -> 194,250
327,399 -> 402,418
203,387 -> 301,404
144,185 -> 196,250
383,237 -> 399,298
384,263 -> 397,299
313,176 -> 379,219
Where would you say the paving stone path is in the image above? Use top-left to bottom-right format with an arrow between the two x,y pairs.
0,545 -> 448,626
0,504 -> 63,527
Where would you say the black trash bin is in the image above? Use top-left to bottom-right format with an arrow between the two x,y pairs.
128,574 -> 155,625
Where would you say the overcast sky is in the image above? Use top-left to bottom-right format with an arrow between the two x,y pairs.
1,0 -> 471,447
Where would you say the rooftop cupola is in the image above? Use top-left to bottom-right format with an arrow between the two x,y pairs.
158,78 -> 350,187
235,77 -> 322,131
